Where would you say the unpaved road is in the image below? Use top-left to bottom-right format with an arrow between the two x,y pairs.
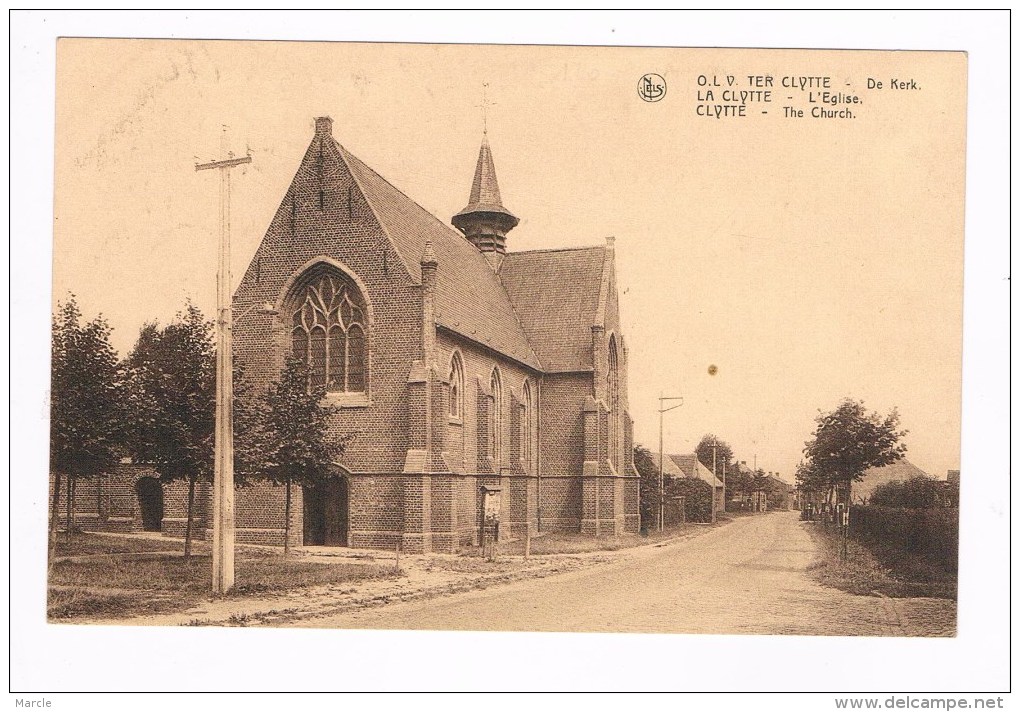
300,511 -> 955,636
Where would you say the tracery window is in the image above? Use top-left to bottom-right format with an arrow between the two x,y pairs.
608,336 -> 620,466
490,367 -> 503,463
290,270 -> 367,393
449,352 -> 464,420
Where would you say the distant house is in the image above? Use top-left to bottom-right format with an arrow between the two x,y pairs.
851,459 -> 931,505
648,452 -> 685,480
670,454 -> 726,513
763,475 -> 794,511
647,452 -> 724,523
648,452 -> 688,526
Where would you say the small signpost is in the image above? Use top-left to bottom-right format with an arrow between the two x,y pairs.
672,494 -> 686,525
840,506 -> 850,562
480,486 -> 502,561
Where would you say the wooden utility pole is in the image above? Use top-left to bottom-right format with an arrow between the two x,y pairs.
657,394 -> 684,531
710,437 -> 718,523
196,130 -> 251,595
721,459 -> 727,513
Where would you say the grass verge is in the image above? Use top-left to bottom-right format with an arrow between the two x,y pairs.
48,536 -> 400,621
804,522 -> 956,599
51,532 -> 187,557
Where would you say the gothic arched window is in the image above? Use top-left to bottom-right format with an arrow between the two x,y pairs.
449,352 -> 464,420
290,268 -> 367,394
490,367 -> 502,463
608,335 -> 619,466
522,379 -> 533,473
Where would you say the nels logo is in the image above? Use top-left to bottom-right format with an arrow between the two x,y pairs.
638,73 -> 667,102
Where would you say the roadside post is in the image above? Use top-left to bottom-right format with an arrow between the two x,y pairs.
480,485 -> 502,561
841,508 -> 850,562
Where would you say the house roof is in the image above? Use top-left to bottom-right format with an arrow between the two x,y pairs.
338,143 -> 542,370
648,452 -> 686,478
670,454 -> 725,489
499,246 -> 608,372
852,459 -> 931,503
648,453 -> 725,488
765,475 -> 793,490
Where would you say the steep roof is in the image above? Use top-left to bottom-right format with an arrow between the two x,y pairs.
670,454 -> 725,489
853,459 -> 931,503
649,452 -> 686,478
452,136 -> 519,227
337,144 -> 541,370
499,246 -> 608,372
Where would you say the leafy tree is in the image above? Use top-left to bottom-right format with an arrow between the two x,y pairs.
800,398 -> 908,507
726,462 -> 755,504
634,445 -> 715,526
665,476 -> 713,523
257,357 -> 344,554
695,434 -> 734,480
50,294 -> 127,548
633,444 -> 659,529
124,303 -> 259,558
795,459 -> 822,493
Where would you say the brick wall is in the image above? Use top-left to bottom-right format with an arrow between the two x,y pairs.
49,464 -> 188,535
349,475 -> 403,550
538,373 -> 590,532
162,479 -> 210,540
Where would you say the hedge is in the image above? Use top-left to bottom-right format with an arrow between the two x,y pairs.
849,505 -> 959,574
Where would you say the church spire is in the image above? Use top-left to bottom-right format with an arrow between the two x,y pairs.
451,136 -> 519,261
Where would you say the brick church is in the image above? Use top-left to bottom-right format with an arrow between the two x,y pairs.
62,116 -> 640,554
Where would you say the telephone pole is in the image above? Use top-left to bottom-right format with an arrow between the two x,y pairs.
657,394 -> 684,531
721,458 -> 727,513
196,129 -> 251,595
710,437 -> 718,523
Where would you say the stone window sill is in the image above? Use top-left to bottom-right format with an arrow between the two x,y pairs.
323,391 -> 370,408
448,416 -> 464,426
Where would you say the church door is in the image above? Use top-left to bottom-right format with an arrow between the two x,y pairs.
303,478 -> 349,546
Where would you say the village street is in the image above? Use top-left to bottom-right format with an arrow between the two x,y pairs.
299,511 -> 955,636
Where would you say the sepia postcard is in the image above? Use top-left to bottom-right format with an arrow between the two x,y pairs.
11,16 -> 1010,696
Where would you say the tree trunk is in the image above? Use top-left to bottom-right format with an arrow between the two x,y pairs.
284,480 -> 292,557
184,474 -> 196,560
49,472 -> 62,558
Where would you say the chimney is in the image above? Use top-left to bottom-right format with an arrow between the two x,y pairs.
315,116 -> 333,138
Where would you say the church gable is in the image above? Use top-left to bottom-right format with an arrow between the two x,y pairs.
233,117 -> 415,317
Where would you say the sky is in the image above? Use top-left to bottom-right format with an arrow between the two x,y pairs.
52,39 -> 966,482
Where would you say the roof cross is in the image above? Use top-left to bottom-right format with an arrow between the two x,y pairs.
477,82 -> 497,135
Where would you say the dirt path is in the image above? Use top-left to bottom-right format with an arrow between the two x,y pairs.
298,511 -> 956,636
